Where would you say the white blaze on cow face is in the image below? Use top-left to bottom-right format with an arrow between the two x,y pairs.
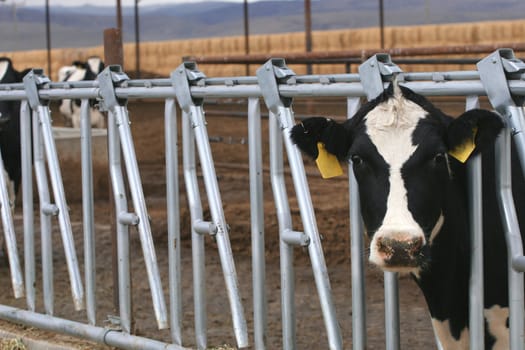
365,85 -> 433,272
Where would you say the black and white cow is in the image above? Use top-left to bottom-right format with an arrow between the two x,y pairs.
291,81 -> 524,349
0,57 -> 30,205
58,56 -> 105,129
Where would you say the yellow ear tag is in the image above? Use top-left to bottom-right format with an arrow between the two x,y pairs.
448,127 -> 478,163
315,142 -> 343,178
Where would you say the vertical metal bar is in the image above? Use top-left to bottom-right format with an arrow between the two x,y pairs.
107,110 -> 131,333
37,105 -> 84,311
465,96 -> 484,350
506,106 -> 525,180
278,105 -> 343,350
182,109 -> 207,349
113,105 -> 168,330
80,99 -> 97,325
165,98 -> 182,345
32,108 -> 54,315
269,110 -> 296,350
0,126 -> 23,298
495,123 -> 525,350
384,272 -> 400,350
187,104 -> 248,347
21,101 -> 35,311
347,97 -> 367,350
249,97 -> 267,349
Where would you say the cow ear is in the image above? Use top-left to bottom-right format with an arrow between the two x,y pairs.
290,117 -> 351,160
446,109 -> 504,162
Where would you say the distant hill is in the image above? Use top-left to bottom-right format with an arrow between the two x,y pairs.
1,0 -> 524,52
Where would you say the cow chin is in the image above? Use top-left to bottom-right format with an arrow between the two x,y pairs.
370,258 -> 423,275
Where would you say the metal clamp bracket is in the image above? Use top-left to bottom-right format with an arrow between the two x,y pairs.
477,49 -> 525,115
256,58 -> 296,115
97,65 -> 129,112
22,69 -> 51,109
171,61 -> 207,111
193,219 -> 218,236
358,53 -> 403,101
281,229 -> 310,247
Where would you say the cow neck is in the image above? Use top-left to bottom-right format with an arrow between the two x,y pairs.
413,162 -> 471,337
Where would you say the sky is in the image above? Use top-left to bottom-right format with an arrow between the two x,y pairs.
17,0 -> 249,7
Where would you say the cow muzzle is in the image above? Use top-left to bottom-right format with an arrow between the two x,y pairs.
370,231 -> 425,272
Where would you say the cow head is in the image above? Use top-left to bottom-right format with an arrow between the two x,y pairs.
291,82 -> 503,274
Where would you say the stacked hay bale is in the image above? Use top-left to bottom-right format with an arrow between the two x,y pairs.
2,19 -> 524,79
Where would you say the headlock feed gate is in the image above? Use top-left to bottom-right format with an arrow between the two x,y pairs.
0,49 -> 523,349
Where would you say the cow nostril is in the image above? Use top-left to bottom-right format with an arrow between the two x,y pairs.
376,236 -> 394,256
407,237 -> 423,256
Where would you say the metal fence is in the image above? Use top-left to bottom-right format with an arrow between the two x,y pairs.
0,49 -> 523,350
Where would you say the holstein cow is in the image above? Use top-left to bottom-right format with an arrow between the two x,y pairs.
291,81 -> 524,349
0,57 -> 30,205
58,56 -> 105,129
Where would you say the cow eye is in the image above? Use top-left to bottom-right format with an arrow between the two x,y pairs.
351,155 -> 363,166
433,153 -> 446,164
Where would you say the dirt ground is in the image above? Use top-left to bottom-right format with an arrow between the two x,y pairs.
0,97 -> 471,349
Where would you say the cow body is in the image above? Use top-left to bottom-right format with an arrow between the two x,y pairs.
291,82 -> 523,349
0,57 -> 29,204
58,56 -> 105,129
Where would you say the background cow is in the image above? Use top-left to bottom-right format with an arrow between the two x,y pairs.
291,81 -> 524,349
58,56 -> 105,129
0,57 -> 30,206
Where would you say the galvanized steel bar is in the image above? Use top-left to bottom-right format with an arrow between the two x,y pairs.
20,101 -> 35,311
248,97 -> 267,350
269,109 -> 296,350
99,65 -> 169,330
187,103 -> 249,347
173,62 -> 248,348
165,98 -> 183,345
107,109 -> 131,333
114,104 -> 169,330
347,96 -> 367,350
4,77 -> 525,103
24,70 -> 84,311
0,130 -> 23,298
0,304 -> 190,350
32,107 -> 54,315
80,99 -> 97,325
37,104 -> 85,311
182,108 -> 207,349
478,49 -> 525,350
495,128 -> 525,350
258,58 -> 343,350
465,96 -> 485,350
